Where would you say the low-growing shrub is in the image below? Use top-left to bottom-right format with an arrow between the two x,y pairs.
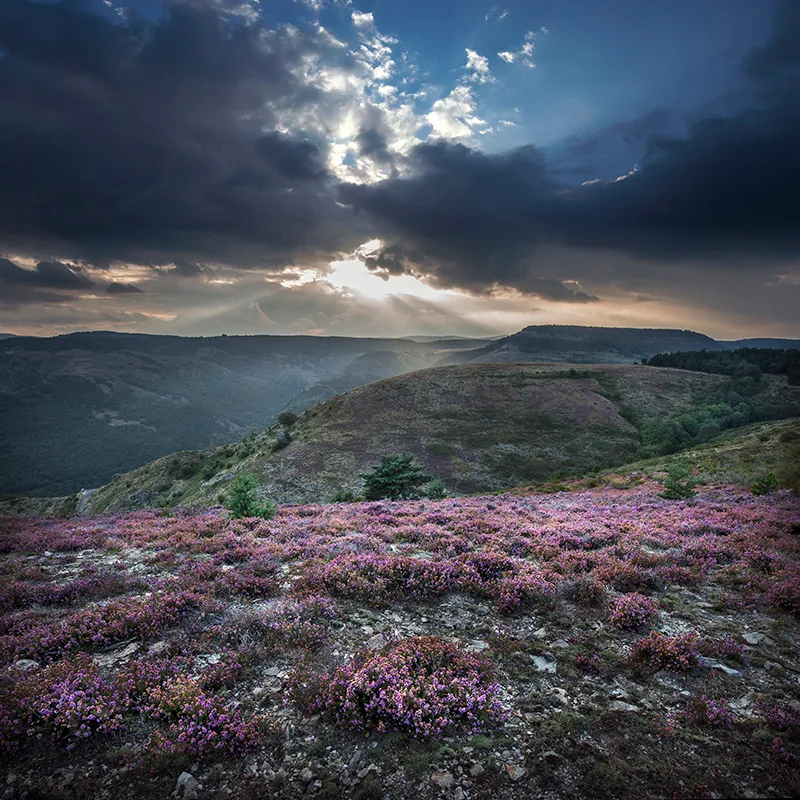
630,631 -> 700,672
681,695 -> 734,727
751,472 -> 779,496
311,636 -> 508,738
608,593 -> 659,630
225,472 -> 278,520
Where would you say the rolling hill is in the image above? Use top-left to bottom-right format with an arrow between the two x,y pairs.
83,361 -> 800,513
0,331 -> 483,496
2,326 -> 797,497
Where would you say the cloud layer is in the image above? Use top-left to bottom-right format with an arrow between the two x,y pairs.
0,0 -> 798,335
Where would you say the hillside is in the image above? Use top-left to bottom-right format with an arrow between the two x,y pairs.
1,484 -> 798,799
0,332 -> 483,496
85,361 -> 800,513
443,325 -> 800,366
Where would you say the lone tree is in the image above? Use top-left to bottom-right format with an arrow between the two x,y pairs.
361,454 -> 432,501
225,471 -> 278,519
660,459 -> 697,500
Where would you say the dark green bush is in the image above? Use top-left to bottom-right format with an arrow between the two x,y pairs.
225,472 -> 278,519
751,472 -> 779,496
277,411 -> 299,428
425,478 -> 448,499
361,454 -> 432,501
660,459 -> 697,500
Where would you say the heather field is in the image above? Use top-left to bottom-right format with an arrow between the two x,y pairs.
1,484 -> 799,799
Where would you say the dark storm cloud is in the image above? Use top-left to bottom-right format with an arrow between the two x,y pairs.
0,258 -> 94,306
338,1 -> 800,295
106,282 -> 144,294
0,0 -> 358,269
0,259 -> 93,290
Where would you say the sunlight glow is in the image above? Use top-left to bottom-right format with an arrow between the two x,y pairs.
326,258 -> 445,300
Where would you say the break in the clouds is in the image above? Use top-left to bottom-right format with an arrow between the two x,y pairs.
0,0 -> 798,337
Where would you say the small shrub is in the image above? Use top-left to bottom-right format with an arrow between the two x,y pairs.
272,430 -> 292,451
361,454 -> 432,501
331,488 -> 358,503
681,695 -> 734,727
225,472 -> 278,520
751,472 -> 779,496
425,478 -> 448,500
311,636 -> 507,738
660,459 -> 697,500
277,411 -> 299,428
608,593 -> 659,630
630,631 -> 699,672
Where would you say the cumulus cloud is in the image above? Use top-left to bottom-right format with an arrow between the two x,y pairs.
497,31 -> 537,67
463,49 -> 495,84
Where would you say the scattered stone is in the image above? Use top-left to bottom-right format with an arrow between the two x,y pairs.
348,750 -> 363,772
551,688 -> 570,705
698,656 -> 742,677
93,641 -> 139,668
175,772 -> 199,799
430,770 -> 455,789
11,659 -> 39,671
265,666 -> 281,677
608,700 -> 640,712
467,640 -> 489,653
531,655 -> 557,673
298,767 -> 316,784
469,763 -> 484,777
532,627 -> 547,639
366,633 -> 386,650
505,765 -> 527,782
454,787 -> 465,800
551,639 -> 570,649
742,632 -> 766,645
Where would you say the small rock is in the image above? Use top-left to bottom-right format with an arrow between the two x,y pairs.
366,633 -> 386,650
148,640 -> 168,655
453,788 -> 465,800
551,688 -> 570,705
467,640 -> 489,653
608,701 -> 640,712
532,627 -> 547,639
505,765 -> 527,782
11,659 -> 40,671
298,767 -> 316,784
742,632 -> 766,646
175,772 -> 199,799
361,625 -> 375,635
469,763 -> 484,777
430,770 -> 455,789
531,655 -> 557,673
265,666 -> 281,677
697,656 -> 742,677
348,750 -> 363,771
551,639 -> 570,649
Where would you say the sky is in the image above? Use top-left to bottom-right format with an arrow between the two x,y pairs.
0,0 -> 798,339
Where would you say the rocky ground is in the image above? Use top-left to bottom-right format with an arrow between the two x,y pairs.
0,483 -> 798,799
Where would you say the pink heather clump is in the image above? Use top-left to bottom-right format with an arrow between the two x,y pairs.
608,592 -> 659,630
314,636 -> 508,739
681,695 -> 734,727
144,676 -> 262,760
763,574 -> 800,615
631,631 -> 700,672
1,655 -> 131,752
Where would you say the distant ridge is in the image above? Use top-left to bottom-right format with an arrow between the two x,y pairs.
440,325 -> 799,366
